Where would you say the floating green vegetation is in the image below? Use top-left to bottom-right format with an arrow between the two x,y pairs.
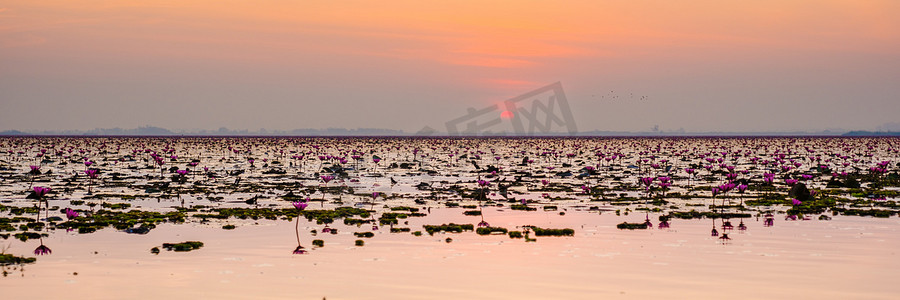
354,232 -> 375,238
193,206 -> 370,225
390,227 -> 410,233
100,203 -> 132,210
13,232 -> 47,242
616,222 -> 648,230
542,205 -> 557,211
834,208 -> 896,218
59,209 -> 185,234
510,204 -> 537,211
222,224 -> 236,230
423,223 -> 474,235
412,231 -> 423,236
85,194 -> 138,200
476,226 -> 508,235
378,212 -> 405,225
7,207 -> 40,216
312,239 -> 325,247
785,198 -> 838,215
745,199 -> 789,206
667,210 -> 752,220
0,253 -> 36,265
526,226 -> 574,236
390,206 -> 420,212
160,241 -> 203,252
508,231 -> 523,238
343,218 -> 371,225
355,240 -> 365,246
463,210 -> 482,216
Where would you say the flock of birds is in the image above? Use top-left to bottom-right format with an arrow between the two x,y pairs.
592,90 -> 650,101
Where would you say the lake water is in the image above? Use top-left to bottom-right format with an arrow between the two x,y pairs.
1,137 -> 898,299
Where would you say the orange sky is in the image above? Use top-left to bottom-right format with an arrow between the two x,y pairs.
2,0 -> 899,132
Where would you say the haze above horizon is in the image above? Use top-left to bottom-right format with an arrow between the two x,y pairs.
2,1 -> 898,133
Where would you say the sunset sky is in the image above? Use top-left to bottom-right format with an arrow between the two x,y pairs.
2,0 -> 898,133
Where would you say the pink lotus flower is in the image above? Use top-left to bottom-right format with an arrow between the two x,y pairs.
33,186 -> 51,198
65,208 -> 79,220
292,201 -> 308,210
791,199 -> 802,205
292,245 -> 307,255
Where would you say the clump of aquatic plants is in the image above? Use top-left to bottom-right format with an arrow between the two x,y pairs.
475,226 -> 508,235
192,206 -> 370,225
423,223 -> 474,235
463,210 -> 482,216
525,226 -> 574,236
158,241 -> 204,252
58,209 -> 185,234
0,253 -> 36,266
354,232 -> 375,238
510,204 -> 537,211
617,222 -> 649,230
666,210 -> 752,220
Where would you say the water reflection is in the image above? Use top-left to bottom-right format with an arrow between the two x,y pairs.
643,213 -> 653,228
658,216 -> 670,229
292,200 -> 309,255
33,239 -> 51,256
722,218 -> 734,230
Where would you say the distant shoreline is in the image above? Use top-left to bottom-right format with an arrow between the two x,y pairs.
2,127 -> 898,138
2,134 -> 898,138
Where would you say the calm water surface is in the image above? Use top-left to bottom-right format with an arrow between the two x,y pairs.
3,208 -> 897,299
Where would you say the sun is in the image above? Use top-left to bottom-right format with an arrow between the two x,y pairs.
500,110 -> 514,120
